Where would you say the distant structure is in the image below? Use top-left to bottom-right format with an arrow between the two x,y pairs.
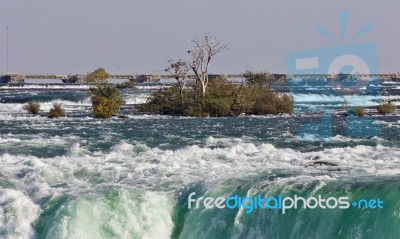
0,74 -> 160,84
273,74 -> 287,81
61,75 -> 86,84
0,73 -> 399,84
0,74 -> 25,84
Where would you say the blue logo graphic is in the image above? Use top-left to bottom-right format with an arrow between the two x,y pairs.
287,12 -> 381,141
188,192 -> 384,215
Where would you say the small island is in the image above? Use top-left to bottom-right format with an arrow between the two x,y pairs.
139,34 -> 292,117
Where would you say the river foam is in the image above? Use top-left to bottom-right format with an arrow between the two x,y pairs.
1,139 -> 400,238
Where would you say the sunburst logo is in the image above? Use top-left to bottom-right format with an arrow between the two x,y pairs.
287,12 -> 381,140
316,12 -> 372,43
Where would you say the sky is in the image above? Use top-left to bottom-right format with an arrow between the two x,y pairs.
0,0 -> 399,74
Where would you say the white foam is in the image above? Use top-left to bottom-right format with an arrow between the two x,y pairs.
0,189 -> 40,239
0,99 -> 90,112
123,93 -> 150,104
1,140 -> 400,237
292,93 -> 400,106
1,140 -> 400,197
134,85 -> 165,90
0,98 -> 92,121
0,134 -> 74,147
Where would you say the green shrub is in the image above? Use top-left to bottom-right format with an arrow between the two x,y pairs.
253,93 -> 291,115
205,97 -> 232,117
48,103 -> 66,118
23,102 -> 40,115
183,103 -> 207,117
139,85 -> 185,115
90,85 -> 125,118
204,79 -> 236,116
279,94 -> 293,113
378,102 -> 396,114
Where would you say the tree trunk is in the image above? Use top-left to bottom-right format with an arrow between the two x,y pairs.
179,87 -> 184,106
201,81 -> 206,98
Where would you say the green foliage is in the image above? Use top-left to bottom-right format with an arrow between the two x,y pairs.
239,72 -> 292,115
279,94 -> 294,113
140,85 -> 188,115
86,67 -> 110,84
378,102 -> 397,114
204,79 -> 237,116
140,72 -> 293,117
90,85 -> 125,118
349,107 -> 365,117
252,93 -> 292,115
48,103 -> 66,118
23,102 -> 40,115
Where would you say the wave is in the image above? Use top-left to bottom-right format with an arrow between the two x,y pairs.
176,175 -> 400,238
0,189 -> 40,239
123,93 -> 149,105
2,141 -> 400,238
292,93 -> 400,106
2,140 -> 400,188
0,99 -> 91,117
34,190 -> 173,239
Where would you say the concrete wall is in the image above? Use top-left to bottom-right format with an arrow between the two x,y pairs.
0,75 -> 25,84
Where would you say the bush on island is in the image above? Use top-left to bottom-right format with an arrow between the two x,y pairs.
90,85 -> 125,118
48,103 -> 66,118
23,102 -> 41,115
378,102 -> 396,114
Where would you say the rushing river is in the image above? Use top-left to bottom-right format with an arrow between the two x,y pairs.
1,83 -> 400,239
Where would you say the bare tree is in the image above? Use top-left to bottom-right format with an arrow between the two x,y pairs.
165,59 -> 190,105
188,34 -> 228,98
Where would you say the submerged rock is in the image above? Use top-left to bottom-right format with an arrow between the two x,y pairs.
309,161 -> 339,167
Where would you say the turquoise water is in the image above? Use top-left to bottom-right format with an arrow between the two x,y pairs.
1,84 -> 400,238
